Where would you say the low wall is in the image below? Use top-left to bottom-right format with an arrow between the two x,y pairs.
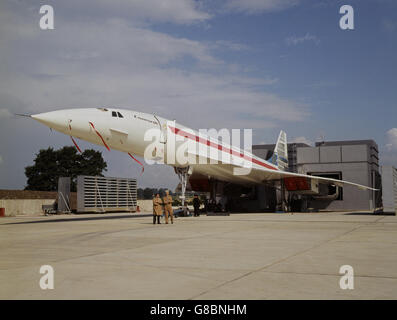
0,190 -> 77,217
0,199 -> 56,217
137,200 -> 153,213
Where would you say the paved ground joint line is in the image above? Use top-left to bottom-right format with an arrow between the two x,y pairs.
0,222 -> 243,272
189,219 -> 381,300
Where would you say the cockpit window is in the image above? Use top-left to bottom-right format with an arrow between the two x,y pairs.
117,112 -> 124,118
112,111 -> 117,117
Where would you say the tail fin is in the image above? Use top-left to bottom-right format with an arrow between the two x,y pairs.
269,130 -> 289,171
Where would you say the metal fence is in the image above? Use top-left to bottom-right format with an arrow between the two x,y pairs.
77,176 -> 137,213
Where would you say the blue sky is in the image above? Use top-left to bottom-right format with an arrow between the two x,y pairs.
163,0 -> 397,141
0,0 -> 396,190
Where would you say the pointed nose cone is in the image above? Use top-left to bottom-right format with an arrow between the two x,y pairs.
32,111 -> 67,132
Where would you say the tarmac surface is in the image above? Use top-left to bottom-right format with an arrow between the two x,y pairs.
0,211 -> 396,300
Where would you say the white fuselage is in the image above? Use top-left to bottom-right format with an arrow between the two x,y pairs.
32,108 -> 279,184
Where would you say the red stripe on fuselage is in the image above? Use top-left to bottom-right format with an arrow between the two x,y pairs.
169,126 -> 278,171
89,121 -> 111,151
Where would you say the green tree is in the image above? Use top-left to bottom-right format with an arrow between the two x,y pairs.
137,188 -> 144,200
143,187 -> 154,199
25,146 -> 107,191
138,187 -> 174,199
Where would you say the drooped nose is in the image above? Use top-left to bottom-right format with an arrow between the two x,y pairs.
31,111 -> 68,132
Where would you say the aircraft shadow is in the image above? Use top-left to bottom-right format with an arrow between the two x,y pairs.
2,214 -> 152,225
343,211 -> 395,216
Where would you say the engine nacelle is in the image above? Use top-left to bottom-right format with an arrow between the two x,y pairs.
284,177 -> 319,195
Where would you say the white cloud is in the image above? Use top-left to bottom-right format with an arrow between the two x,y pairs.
4,0 -> 210,26
213,40 -> 250,51
0,11 -> 307,128
382,128 -> 397,167
96,0 -> 211,24
0,0 -> 309,189
386,128 -> 397,151
290,136 -> 313,146
224,0 -> 300,13
285,33 -> 320,46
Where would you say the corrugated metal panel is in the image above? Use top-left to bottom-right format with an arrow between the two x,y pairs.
77,176 -> 137,213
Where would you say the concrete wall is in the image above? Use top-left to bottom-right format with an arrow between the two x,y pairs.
320,146 -> 341,163
0,190 -> 77,214
137,200 -> 153,213
0,199 -> 56,217
382,166 -> 397,214
0,199 -> 165,216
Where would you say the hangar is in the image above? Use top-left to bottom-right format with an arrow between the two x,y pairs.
296,140 -> 382,211
252,139 -> 383,212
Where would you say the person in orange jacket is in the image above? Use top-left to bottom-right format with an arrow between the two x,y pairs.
162,190 -> 174,224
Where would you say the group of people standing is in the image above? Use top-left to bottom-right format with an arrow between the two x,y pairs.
152,190 -> 174,224
152,191 -> 204,224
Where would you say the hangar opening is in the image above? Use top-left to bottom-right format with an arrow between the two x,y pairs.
307,172 -> 343,201
224,139 -> 383,213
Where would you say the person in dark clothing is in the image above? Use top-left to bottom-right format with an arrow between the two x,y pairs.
193,194 -> 201,217
203,197 -> 208,214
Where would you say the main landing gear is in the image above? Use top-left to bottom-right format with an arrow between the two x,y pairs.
175,166 -> 191,215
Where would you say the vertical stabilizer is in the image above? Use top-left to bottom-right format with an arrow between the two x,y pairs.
270,130 -> 289,171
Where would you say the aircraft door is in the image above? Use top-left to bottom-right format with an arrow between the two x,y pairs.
109,110 -> 128,148
153,115 -> 167,144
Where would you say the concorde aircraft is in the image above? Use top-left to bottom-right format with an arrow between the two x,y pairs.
24,107 -> 376,207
